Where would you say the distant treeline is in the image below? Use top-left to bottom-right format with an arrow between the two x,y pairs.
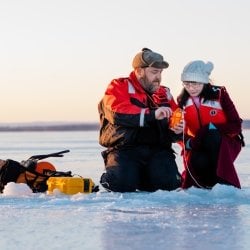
0,123 -> 99,132
243,120 -> 250,130
0,120 -> 249,132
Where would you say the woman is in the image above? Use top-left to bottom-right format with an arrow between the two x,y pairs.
177,60 -> 244,189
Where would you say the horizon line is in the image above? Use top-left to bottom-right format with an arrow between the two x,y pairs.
0,122 -> 99,132
0,120 -> 249,132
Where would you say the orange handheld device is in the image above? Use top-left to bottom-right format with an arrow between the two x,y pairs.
169,108 -> 183,128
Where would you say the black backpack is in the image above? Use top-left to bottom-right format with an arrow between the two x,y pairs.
0,150 -> 97,193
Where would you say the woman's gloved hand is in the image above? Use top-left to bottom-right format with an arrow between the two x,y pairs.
185,123 -> 216,150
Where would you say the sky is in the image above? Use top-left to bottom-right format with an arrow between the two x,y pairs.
1,0 -> 250,123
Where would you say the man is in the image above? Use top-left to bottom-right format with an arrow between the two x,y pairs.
98,48 -> 183,192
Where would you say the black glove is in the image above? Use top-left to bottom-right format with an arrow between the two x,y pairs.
188,124 -> 210,150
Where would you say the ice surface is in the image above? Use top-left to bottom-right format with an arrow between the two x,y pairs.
0,130 -> 249,250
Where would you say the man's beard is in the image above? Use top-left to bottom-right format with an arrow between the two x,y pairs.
140,76 -> 160,94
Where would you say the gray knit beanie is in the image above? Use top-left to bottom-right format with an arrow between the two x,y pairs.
181,60 -> 214,84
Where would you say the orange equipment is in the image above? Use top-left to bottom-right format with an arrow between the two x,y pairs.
35,161 -> 56,174
169,108 -> 183,128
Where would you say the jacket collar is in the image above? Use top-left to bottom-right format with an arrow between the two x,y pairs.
128,71 -> 145,93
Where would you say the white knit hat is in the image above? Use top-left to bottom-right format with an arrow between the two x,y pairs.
181,60 -> 214,84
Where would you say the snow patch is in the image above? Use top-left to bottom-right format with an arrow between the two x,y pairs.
3,182 -> 33,196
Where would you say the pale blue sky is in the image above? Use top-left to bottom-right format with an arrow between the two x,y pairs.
1,0 -> 250,122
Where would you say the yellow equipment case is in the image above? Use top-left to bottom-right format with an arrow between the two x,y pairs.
47,177 -> 95,195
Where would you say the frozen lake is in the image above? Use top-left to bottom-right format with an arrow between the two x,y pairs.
0,130 -> 249,250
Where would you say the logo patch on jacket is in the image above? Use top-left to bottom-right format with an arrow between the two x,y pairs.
210,109 -> 217,116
